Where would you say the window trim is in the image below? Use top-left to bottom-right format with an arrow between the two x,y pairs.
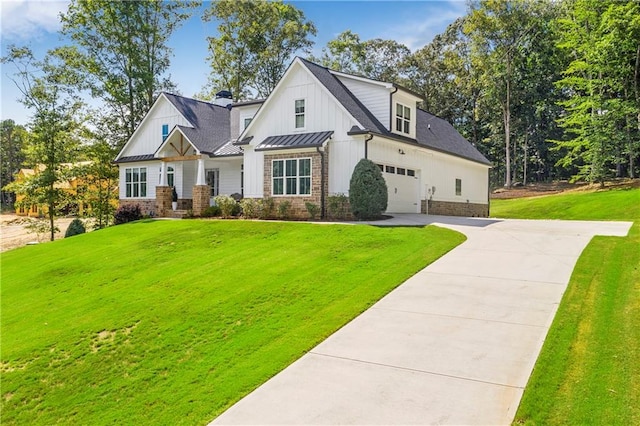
455,178 -> 462,196
294,99 -> 305,129
125,167 -> 148,198
162,124 -> 169,141
272,158 -> 312,196
395,102 -> 411,135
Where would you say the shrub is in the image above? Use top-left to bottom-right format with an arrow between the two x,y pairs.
240,198 -> 260,219
305,202 -> 320,220
213,195 -> 238,218
260,197 -> 276,219
202,205 -> 221,218
114,204 -> 142,225
349,158 -> 388,220
278,201 -> 291,219
327,194 -> 349,220
65,218 -> 86,238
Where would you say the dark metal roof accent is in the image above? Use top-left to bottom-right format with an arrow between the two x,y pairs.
162,93 -> 231,155
235,135 -> 253,146
114,154 -> 155,163
255,131 -> 333,152
415,109 -> 491,165
213,140 -> 243,157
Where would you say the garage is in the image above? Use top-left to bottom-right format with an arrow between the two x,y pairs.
377,164 -> 420,213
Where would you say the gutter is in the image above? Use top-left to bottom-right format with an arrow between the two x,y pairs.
317,146 -> 326,219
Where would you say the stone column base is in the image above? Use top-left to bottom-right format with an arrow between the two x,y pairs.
156,186 -> 173,217
193,185 -> 210,216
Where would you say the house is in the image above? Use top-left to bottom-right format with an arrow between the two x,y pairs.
114,57 -> 491,218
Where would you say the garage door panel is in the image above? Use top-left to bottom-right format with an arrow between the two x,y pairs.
385,173 -> 419,213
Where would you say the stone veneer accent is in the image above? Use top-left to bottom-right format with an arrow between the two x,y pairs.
263,149 -> 328,219
192,185 -> 210,216
155,186 -> 173,217
119,199 -> 156,216
421,199 -> 489,217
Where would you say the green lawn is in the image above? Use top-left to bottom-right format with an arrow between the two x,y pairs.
491,187 -> 640,425
0,220 -> 464,425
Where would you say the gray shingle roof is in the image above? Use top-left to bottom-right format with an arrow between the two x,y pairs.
255,131 -> 333,152
114,154 -> 155,163
415,109 -> 491,165
163,93 -> 231,156
298,58 -> 490,166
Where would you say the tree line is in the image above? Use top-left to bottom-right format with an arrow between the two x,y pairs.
2,0 -> 638,238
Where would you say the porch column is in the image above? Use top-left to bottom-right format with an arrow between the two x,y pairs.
159,162 -> 168,186
196,158 -> 206,185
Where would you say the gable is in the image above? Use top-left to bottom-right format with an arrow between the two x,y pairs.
334,74 -> 392,131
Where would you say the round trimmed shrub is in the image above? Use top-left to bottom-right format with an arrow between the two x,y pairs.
349,158 -> 388,220
65,218 -> 86,238
114,204 -> 142,225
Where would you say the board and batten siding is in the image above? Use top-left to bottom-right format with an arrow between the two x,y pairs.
335,75 -> 390,131
243,62 -> 359,199
327,138 -> 365,195
119,96 -> 191,158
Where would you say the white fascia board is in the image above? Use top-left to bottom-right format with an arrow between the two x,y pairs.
115,93 -> 192,161
329,69 -> 394,90
153,126 -> 199,157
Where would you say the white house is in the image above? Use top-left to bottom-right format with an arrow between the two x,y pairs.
115,57 -> 491,218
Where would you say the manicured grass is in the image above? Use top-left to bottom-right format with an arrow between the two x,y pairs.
492,187 -> 640,425
0,220 -> 464,425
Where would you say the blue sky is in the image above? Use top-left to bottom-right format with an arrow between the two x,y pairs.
1,0 -> 467,126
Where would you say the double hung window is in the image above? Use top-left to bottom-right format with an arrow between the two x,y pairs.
125,167 -> 147,198
273,158 -> 311,195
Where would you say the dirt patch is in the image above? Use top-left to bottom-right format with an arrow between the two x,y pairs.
490,179 -> 640,200
0,214 -> 78,252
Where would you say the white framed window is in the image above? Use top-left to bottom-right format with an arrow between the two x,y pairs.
243,117 -> 252,130
167,166 -> 174,187
395,103 -> 411,134
272,158 -> 311,196
455,178 -> 462,196
295,99 -> 305,129
125,167 -> 147,198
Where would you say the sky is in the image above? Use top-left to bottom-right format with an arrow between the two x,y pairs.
0,0 -> 468,127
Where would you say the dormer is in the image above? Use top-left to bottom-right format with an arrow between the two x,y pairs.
391,88 -> 422,139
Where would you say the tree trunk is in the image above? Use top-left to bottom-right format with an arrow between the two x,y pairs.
523,131 -> 528,186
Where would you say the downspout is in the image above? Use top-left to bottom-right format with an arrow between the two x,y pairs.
317,146 -> 326,219
364,133 -> 373,159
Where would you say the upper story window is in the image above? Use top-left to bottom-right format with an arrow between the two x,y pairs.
395,103 -> 410,134
243,117 -> 252,130
162,124 -> 169,141
295,99 -> 305,129
125,167 -> 147,198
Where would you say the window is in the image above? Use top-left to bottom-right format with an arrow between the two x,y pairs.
273,158 -> 311,196
206,169 -> 220,197
243,117 -> 252,129
377,164 -> 384,171
395,103 -> 411,134
162,124 -> 169,141
397,167 -> 406,175
125,167 -> 147,198
455,178 -> 462,196
407,169 -> 415,177
385,165 -> 395,174
295,99 -> 305,129
167,166 -> 174,188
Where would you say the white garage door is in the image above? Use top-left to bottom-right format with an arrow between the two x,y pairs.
379,164 -> 419,213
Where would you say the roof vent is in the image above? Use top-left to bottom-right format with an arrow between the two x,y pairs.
214,90 -> 233,108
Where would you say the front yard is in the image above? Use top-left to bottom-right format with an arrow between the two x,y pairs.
0,220 -> 464,425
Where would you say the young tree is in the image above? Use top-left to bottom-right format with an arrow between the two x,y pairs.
2,47 -> 84,241
0,119 -> 28,206
202,0 -> 316,99
59,0 -> 197,147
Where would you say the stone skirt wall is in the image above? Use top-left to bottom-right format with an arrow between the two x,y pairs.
421,199 -> 489,217
119,199 -> 156,216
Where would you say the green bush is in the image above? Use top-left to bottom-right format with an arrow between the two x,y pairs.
114,204 -> 142,225
277,201 -> 291,219
213,195 -> 238,218
305,202 -> 320,220
240,199 -> 260,219
65,218 -> 86,238
260,197 -> 276,219
327,194 -> 349,219
201,205 -> 221,218
349,159 -> 388,220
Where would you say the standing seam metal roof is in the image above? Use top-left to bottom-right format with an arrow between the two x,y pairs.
255,131 -> 333,151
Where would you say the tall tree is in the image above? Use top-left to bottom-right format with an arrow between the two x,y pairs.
59,0 -> 197,147
203,0 -> 316,100
0,119 -> 28,206
2,47 -> 84,241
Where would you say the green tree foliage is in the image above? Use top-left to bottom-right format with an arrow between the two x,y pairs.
202,0 -> 316,100
349,159 -> 388,220
0,119 -> 28,206
59,0 -> 197,147
1,47 -> 84,241
65,217 -> 86,238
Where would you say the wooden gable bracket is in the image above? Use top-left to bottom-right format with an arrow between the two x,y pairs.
170,134 -> 190,156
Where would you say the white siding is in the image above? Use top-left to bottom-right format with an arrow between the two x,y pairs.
243,147 -> 264,198
327,138 -> 365,195
391,91 -> 419,139
118,96 -> 191,158
336,76 -> 390,130
118,161 -> 160,200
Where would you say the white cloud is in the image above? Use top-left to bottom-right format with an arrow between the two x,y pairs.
0,0 -> 68,41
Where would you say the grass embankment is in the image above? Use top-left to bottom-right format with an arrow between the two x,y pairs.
0,220 -> 464,425
491,187 -> 640,425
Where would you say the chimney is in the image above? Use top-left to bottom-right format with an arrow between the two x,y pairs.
214,90 -> 233,108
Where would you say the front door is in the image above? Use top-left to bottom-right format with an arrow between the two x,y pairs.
206,169 -> 219,206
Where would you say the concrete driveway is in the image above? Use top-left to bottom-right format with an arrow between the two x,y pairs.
211,215 -> 632,425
